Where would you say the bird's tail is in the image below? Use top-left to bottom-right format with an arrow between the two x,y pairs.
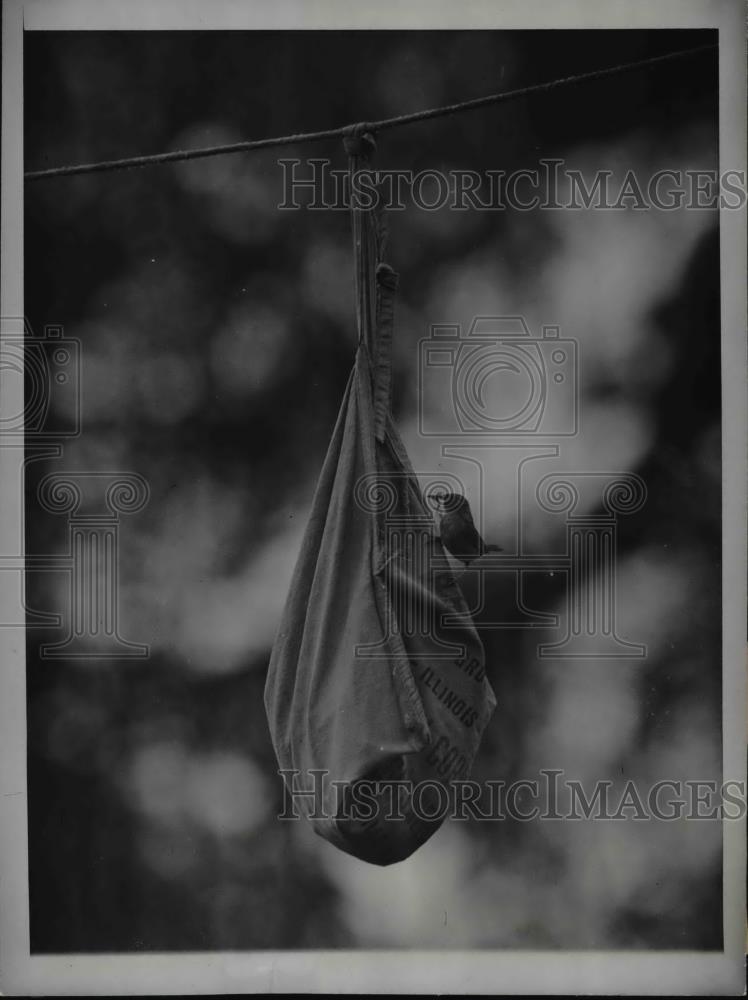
484,543 -> 503,553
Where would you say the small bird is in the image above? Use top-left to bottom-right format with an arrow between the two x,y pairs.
433,493 -> 503,567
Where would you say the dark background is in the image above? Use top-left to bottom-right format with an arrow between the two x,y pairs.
24,29 -> 721,951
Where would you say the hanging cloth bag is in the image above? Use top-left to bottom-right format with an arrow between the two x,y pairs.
264,131 -> 496,865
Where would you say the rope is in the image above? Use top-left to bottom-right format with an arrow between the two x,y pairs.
24,43 -> 716,182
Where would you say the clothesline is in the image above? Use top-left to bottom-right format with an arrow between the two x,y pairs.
24,42 -> 716,182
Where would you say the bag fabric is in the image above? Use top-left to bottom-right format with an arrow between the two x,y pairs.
264,136 -> 496,865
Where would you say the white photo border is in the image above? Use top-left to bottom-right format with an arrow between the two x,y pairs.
1,0 -> 745,994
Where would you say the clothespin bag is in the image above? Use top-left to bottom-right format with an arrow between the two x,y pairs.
264,131 -> 496,865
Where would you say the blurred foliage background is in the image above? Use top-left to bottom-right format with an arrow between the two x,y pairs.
24,28 -> 722,951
